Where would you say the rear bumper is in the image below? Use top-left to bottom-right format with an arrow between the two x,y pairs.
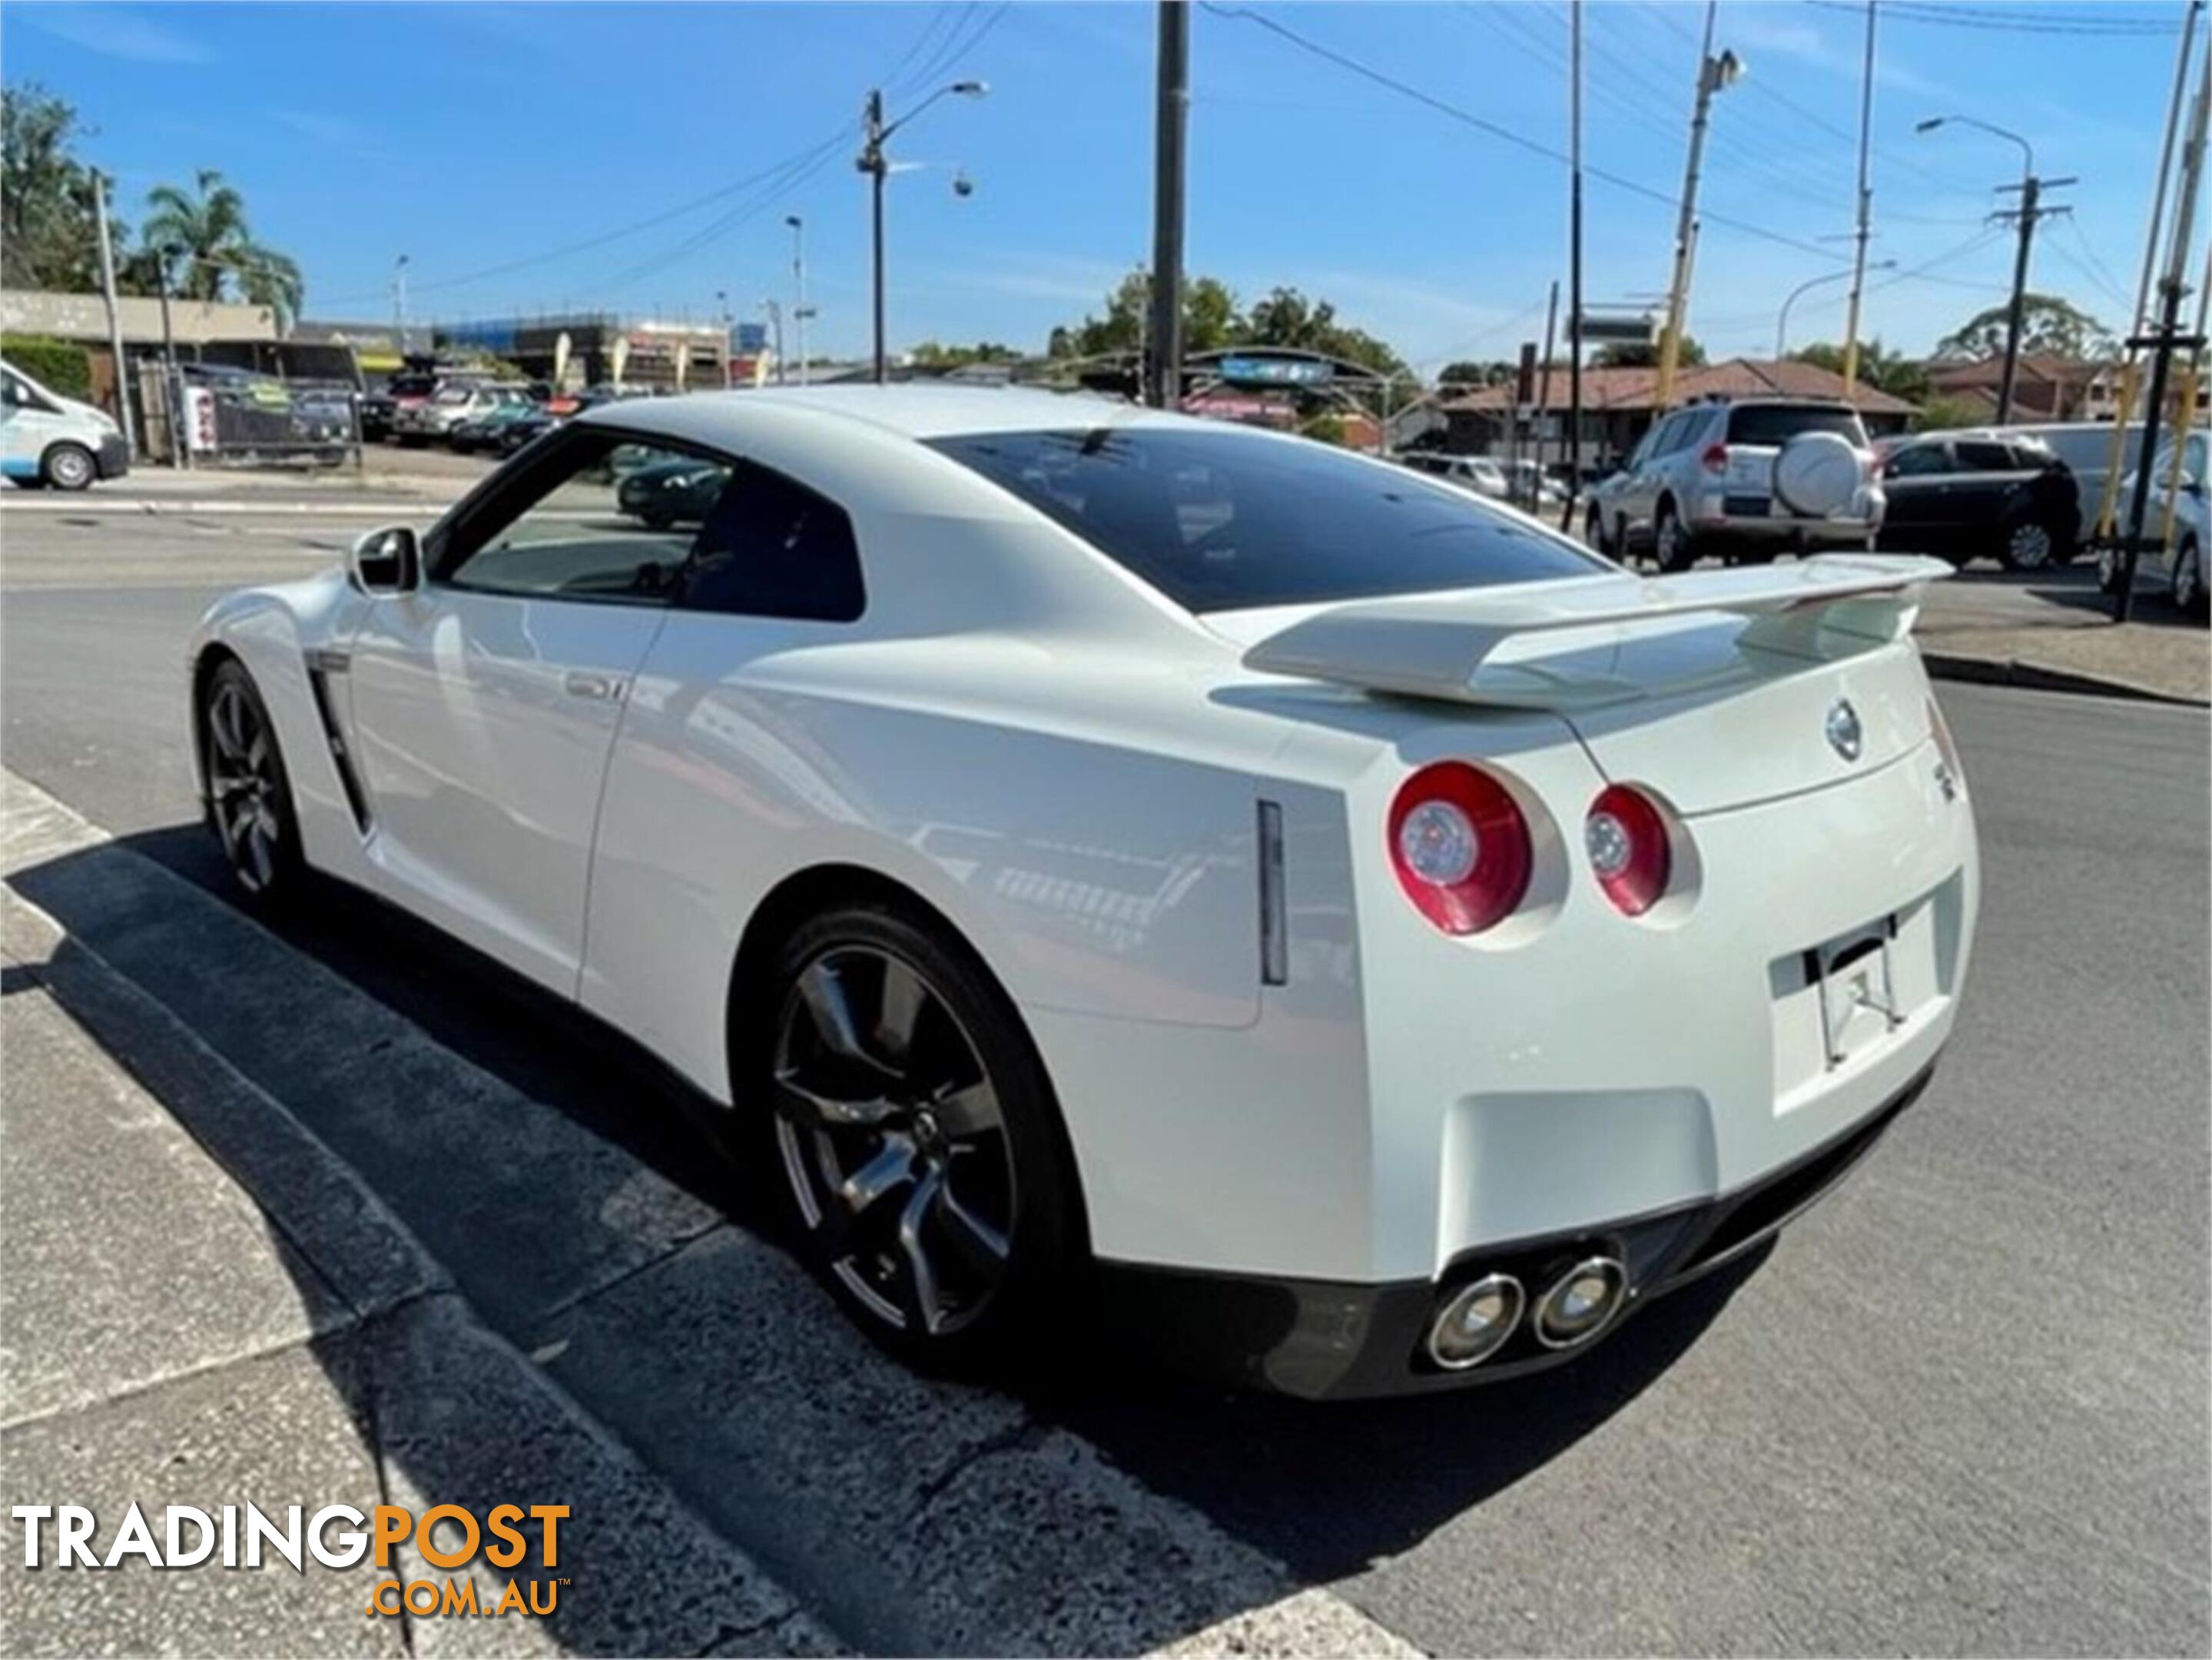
1096,1060 -> 1935,1399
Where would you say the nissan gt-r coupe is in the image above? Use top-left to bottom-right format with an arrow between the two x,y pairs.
188,387 -> 1978,1398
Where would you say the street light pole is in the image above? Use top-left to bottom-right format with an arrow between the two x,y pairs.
857,80 -> 988,385
1147,0 -> 1189,409
91,170 -> 138,459
156,247 -> 187,470
1776,261 -> 1895,360
392,254 -> 410,356
1918,115 -> 2071,425
1840,0 -> 1876,398
785,214 -> 811,387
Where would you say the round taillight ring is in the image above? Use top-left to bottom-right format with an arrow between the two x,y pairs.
1388,763 -> 1532,935
1587,784 -> 1672,916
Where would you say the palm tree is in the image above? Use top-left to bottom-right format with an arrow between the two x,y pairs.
139,168 -> 303,328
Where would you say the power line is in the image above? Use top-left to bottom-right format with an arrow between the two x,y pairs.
1201,2 -> 1852,262
1806,0 -> 2181,34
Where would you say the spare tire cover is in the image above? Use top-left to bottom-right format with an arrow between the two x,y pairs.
1772,430 -> 1862,518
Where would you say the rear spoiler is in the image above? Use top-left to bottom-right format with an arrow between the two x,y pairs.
1241,554 -> 1952,709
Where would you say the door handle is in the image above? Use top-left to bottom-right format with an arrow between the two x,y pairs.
563,672 -> 623,702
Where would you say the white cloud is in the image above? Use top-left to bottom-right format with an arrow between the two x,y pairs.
19,5 -> 211,63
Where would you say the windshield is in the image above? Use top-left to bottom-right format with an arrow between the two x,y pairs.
928,427 -> 1605,613
1726,406 -> 1867,447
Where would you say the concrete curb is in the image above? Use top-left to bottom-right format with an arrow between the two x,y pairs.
1922,649 -> 2211,709
1,497 -> 448,517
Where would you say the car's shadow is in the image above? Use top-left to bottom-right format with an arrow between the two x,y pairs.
15,823 -> 1763,1647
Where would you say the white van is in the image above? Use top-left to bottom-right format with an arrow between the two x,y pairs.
1,359 -> 128,490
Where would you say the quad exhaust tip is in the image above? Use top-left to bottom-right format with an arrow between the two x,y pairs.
1426,1273 -> 1524,1370
1531,1256 -> 1629,1350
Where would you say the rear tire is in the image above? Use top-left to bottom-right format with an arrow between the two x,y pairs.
1653,500 -> 1696,573
761,901 -> 1079,1375
1999,513 -> 2063,573
41,443 -> 95,491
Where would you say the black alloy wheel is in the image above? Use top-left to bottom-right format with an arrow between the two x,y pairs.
766,907 -> 1075,1365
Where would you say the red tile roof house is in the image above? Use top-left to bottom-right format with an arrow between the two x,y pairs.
1922,354 -> 2124,423
1437,357 -> 1918,472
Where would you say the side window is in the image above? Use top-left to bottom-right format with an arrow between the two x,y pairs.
1653,412 -> 1694,456
678,460 -> 865,622
440,430 -> 728,604
1886,443 -> 1952,478
1955,440 -> 2015,472
2186,434 -> 2208,483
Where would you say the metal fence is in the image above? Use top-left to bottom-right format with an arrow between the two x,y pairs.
131,353 -> 363,470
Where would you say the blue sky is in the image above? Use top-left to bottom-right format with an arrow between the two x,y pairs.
2,0 -> 2184,371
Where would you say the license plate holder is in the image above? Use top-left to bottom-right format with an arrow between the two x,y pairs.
1815,919 -> 1902,1067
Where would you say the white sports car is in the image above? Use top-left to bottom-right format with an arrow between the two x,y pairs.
189,387 -> 1978,1397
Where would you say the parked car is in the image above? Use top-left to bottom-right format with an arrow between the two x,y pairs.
0,357 -> 128,490
615,455 -> 729,527
2101,427 -> 2212,619
1586,397 -> 1884,570
1995,420 -> 2146,544
1395,451 -> 1511,500
188,387 -> 1978,1396
363,373 -> 439,443
1875,430 -> 2079,570
393,382 -> 530,447
449,398 -> 547,455
490,407 -> 562,456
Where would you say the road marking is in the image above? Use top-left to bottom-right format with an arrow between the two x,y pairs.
0,768 -> 1424,1658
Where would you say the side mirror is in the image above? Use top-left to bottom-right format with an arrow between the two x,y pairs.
347,525 -> 420,595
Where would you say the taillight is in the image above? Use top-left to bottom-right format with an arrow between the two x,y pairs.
1927,696 -> 1966,798
1701,443 -> 1729,475
1388,763 -> 1531,935
1585,785 -> 1672,915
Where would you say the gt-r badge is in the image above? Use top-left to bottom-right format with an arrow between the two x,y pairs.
1826,698 -> 1864,762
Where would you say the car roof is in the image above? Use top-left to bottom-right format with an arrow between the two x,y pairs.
575,382 -> 1169,444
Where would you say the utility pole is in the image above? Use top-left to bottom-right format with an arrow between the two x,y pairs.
2117,33 -> 2212,622
1656,2 -> 1741,407
1147,0 -> 1190,409
764,297 -> 786,385
91,170 -> 137,459
156,250 -> 187,470
861,90 -> 890,384
1535,278 -> 1560,493
1560,0 -> 1584,535
1991,171 -> 2076,423
392,254 -> 410,357
785,215 -> 812,387
2098,0 -> 2200,544
1840,0 -> 1878,397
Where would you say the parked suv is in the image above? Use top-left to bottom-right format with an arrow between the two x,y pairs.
2101,426 -> 2211,619
1875,430 -> 2079,570
392,381 -> 530,446
1585,398 -> 1882,570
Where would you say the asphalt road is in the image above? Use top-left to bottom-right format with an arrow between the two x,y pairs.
3,507 -> 2207,1656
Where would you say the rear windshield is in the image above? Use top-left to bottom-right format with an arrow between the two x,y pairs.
927,427 -> 1603,613
1725,406 -> 1867,447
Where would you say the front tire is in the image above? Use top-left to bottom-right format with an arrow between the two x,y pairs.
2174,536 -> 2207,619
200,659 -> 304,903
42,443 -> 95,491
764,903 -> 1077,1371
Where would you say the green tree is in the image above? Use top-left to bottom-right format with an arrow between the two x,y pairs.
1789,339 -> 1928,403
2,83 -> 104,291
140,168 -> 303,327
910,340 -> 1023,370
1593,335 -> 1704,369
1435,360 -> 1517,390
1933,294 -> 2111,362
1048,269 -> 1245,359
1912,393 -> 1987,432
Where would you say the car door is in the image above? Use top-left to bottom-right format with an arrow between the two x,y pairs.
341,424 -> 728,995
2150,431 -> 2209,584
1613,417 -> 1671,538
1878,440 -> 1959,555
